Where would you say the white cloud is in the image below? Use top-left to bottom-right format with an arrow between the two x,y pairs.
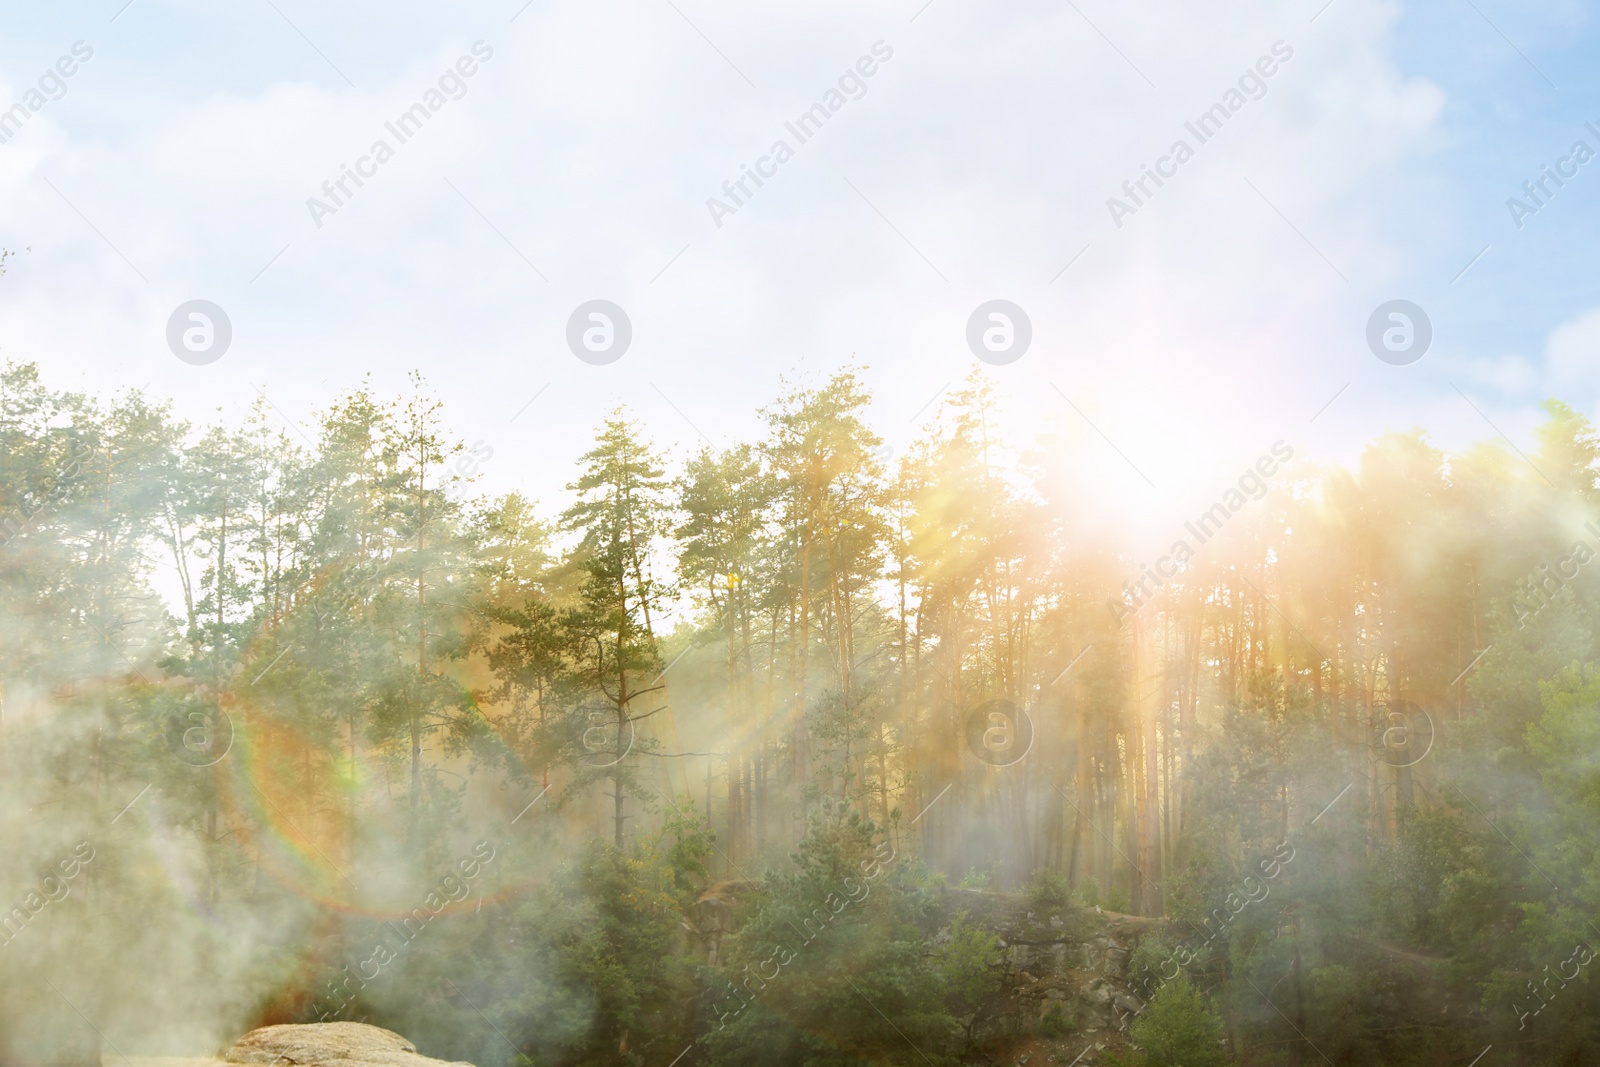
1545,305 -> 1600,393
0,0 -> 1455,524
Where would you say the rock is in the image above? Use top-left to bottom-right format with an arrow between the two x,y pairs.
1113,993 -> 1145,1015
224,1023 -> 475,1067
686,881 -> 759,964
1083,986 -> 1113,1007
1071,1000 -> 1113,1031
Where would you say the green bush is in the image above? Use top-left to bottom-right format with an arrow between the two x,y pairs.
1128,978 -> 1228,1067
1027,869 -> 1071,913
1038,1001 -> 1071,1038
938,913 -> 1007,1050
701,808 -> 959,1067
958,861 -> 1003,889
1104,885 -> 1132,915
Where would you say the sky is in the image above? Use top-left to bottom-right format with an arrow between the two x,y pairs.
2,0 -> 1598,556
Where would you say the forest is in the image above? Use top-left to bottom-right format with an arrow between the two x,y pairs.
2,357 -> 1599,1067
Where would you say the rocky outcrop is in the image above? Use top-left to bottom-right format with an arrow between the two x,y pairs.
683,879 -> 1166,1065
934,889 -> 1166,1064
683,879 -> 760,965
223,1023 -> 474,1067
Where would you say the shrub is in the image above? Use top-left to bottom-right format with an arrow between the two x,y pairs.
1128,977 -> 1228,1067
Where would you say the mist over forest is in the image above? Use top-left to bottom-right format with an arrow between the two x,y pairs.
3,357 -> 1600,1067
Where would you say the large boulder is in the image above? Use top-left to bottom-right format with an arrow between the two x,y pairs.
684,880 -> 759,965
224,1023 -> 473,1067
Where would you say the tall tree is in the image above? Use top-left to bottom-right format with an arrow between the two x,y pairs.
559,409 -> 674,845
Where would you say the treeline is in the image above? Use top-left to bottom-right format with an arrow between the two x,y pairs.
3,358 -> 1600,1066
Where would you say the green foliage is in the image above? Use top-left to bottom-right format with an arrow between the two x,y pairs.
1528,664 -> 1600,832
702,806 -> 958,1067
958,862 -> 1001,890
554,410 -> 675,845
17,358 -> 1600,1067
1368,807 -> 1511,969
1103,885 -> 1132,915
1027,868 -> 1071,913
936,913 -> 1007,1048
1127,978 -> 1227,1067
1068,872 -> 1131,915
658,798 -> 717,900
1305,964 -> 1378,1064
366,834 -> 698,1067
1037,1000 -> 1070,1038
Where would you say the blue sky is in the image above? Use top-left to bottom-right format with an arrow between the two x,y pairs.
2,0 -> 1598,546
